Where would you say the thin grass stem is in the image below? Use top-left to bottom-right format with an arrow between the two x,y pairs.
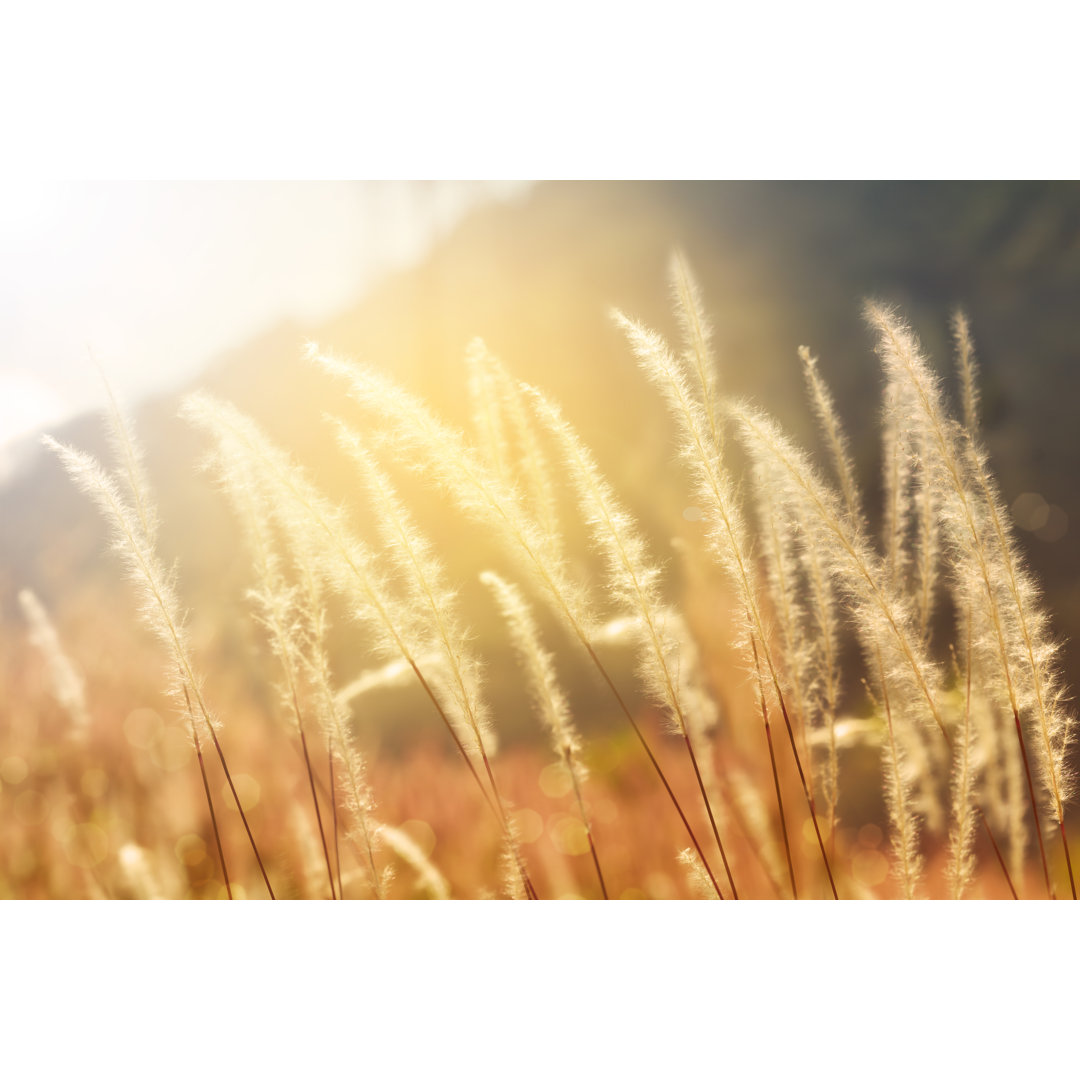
329,740 -> 343,899
297,718 -> 335,899
186,687 -> 230,900
205,724 -> 275,899
477,741 -> 539,900
683,733 -> 738,898
584,643 -> 724,898
1012,706 -> 1053,898
407,658 -> 536,898
566,748 -> 608,899
752,634 -> 796,898
770,680 -> 838,898
875,643 -> 921,899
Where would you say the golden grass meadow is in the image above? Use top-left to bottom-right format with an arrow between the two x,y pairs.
4,235 -> 1077,901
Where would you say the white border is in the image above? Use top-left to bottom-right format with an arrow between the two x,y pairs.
3,4 -> 1079,177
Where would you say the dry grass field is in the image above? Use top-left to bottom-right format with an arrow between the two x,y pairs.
3,253 -> 1075,900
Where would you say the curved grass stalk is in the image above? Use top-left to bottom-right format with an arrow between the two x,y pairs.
294,533 -> 382,899
44,433 -> 275,899
952,310 -> 981,437
867,304 -> 1070,897
525,381 -> 736,898
466,340 -> 562,552
728,401 -> 1017,897
376,822 -> 451,899
182,393 -> 533,897
669,250 -> 722,454
334,423 -> 535,899
617,312 -> 836,897
754,473 -> 818,813
947,603 -> 980,898
199,446 -> 337,898
482,570 -> 608,898
872,644 -> 923,898
800,346 -> 863,529
749,633 -> 796,897
308,347 -> 723,897
18,589 -> 90,739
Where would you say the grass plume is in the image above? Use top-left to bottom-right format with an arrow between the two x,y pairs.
43,420 -> 275,898
18,588 -> 90,739
617,309 -> 837,897
482,570 -> 608,898
309,343 -> 726,897
14,251 -> 1075,901
866,303 -> 1074,897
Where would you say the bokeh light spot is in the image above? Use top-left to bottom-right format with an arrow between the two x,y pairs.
150,726 -> 192,772
118,843 -> 148,876
1,756 -> 29,785
539,761 -> 573,799
645,872 -> 677,899
852,848 -> 890,887
802,817 -> 830,847
221,772 -> 260,813
1036,504 -> 1068,542
858,823 -> 883,849
1013,492 -> 1050,531
190,864 -> 213,887
510,807 -> 544,844
833,828 -> 857,857
124,707 -> 164,749
549,813 -> 590,856
682,506 -> 703,522
176,833 -> 207,866
51,816 -> 75,843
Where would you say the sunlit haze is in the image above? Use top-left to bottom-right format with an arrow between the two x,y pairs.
0,181 -> 529,462
4,182 -> 1080,908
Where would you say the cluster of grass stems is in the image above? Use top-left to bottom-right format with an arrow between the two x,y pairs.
23,253 -> 1077,899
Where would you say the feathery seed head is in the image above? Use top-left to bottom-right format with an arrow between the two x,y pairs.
799,345 -> 862,528
667,250 -> 722,452
42,432 -> 218,738
333,418 -> 495,763
376,823 -> 450,900
951,309 -> 980,436
18,588 -> 90,738
481,570 -> 581,764
182,392 -> 423,666
523,379 -> 694,734
309,347 -> 594,640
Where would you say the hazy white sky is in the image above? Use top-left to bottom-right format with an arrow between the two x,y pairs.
0,181 -> 528,459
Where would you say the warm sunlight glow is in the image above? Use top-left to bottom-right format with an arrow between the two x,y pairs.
0,181 -> 530,457
2,183 -> 1078,902
0,371 -> 69,445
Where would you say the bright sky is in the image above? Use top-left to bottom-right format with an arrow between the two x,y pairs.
0,181 -> 529,467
